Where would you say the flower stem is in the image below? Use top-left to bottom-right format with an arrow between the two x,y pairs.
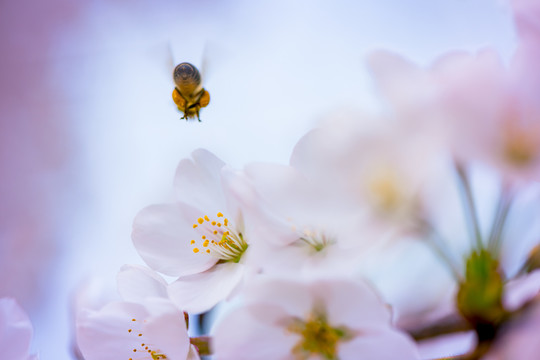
487,187 -> 513,258
190,336 -> 212,356
455,162 -> 483,250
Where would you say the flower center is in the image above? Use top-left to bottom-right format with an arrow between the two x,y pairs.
191,212 -> 248,263
366,170 -> 405,214
503,128 -> 539,167
287,311 -> 351,360
297,228 -> 335,253
127,318 -> 167,360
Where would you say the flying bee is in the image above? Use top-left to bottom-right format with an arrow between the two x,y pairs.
172,62 -> 210,122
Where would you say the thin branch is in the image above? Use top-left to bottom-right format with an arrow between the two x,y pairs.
407,314 -> 472,341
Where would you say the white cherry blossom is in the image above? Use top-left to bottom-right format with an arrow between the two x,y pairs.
132,149 -> 253,313
213,277 -> 420,360
77,297 -> 199,360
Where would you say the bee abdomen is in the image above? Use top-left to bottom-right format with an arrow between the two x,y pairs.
173,62 -> 201,88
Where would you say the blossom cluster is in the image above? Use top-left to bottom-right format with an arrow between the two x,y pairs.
4,1 -> 540,359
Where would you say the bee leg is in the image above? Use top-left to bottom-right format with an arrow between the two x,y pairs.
195,106 -> 202,122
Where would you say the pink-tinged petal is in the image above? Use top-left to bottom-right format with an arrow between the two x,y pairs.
338,329 -> 420,360
77,302 -> 150,360
504,270 -> 540,311
173,149 -> 226,214
187,345 -> 201,360
310,279 -> 391,330
77,299 -> 189,360
243,277 -> 313,318
0,298 -> 33,360
143,301 -> 190,360
368,50 -> 436,114
117,264 -> 168,302
213,304 -> 298,360
168,262 -> 244,314
132,203 -> 218,277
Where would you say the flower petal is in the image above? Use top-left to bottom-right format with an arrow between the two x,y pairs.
77,299 -> 189,360
338,329 -> 420,360
310,279 -> 391,330
173,148 -> 226,215
132,203 -> 218,277
168,262 -> 244,314
0,298 -> 33,360
117,264 -> 168,302
213,304 -> 298,360
243,277 -> 313,318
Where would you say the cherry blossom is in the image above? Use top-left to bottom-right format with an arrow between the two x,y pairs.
132,149 -> 253,314
77,297 -> 199,360
213,277 -> 420,360
0,297 -> 37,360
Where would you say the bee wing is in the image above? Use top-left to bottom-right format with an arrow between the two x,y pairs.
199,41 -> 230,86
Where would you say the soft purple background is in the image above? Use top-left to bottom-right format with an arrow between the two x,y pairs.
0,0 -> 516,358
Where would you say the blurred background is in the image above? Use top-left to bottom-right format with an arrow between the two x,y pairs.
0,0 -> 517,358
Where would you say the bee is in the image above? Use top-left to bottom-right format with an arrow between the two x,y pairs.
172,62 -> 210,122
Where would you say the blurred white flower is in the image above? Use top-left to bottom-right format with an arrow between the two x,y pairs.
370,48 -> 540,185
290,121 -> 446,242
213,277 -> 420,360
0,297 -> 37,360
132,149 -> 252,314
77,297 -> 199,360
226,161 -> 367,277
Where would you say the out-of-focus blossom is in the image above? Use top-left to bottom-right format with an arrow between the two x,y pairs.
370,48 -> 540,185
213,277 -> 420,360
290,121 -> 447,242
0,297 -> 37,360
77,297 -> 199,360
228,162 -> 366,277
436,50 -> 540,184
132,149 -> 253,314
117,265 -> 169,303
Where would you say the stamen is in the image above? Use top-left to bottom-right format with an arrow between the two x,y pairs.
127,317 -> 168,360
189,212 -> 248,263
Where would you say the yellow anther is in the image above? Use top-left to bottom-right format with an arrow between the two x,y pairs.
217,223 -> 222,227
213,230 -> 218,235
224,218 -> 229,226
132,319 -> 136,321
202,235 -> 206,239
138,333 -> 142,337
190,240 -> 195,245
193,248 -> 200,253
217,212 -> 223,217
193,224 -> 198,228
211,221 -> 216,225
197,218 -> 204,224
204,215 -> 210,221
206,249 -> 210,253
224,231 -> 230,236
128,329 -> 132,332
203,240 -> 209,247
